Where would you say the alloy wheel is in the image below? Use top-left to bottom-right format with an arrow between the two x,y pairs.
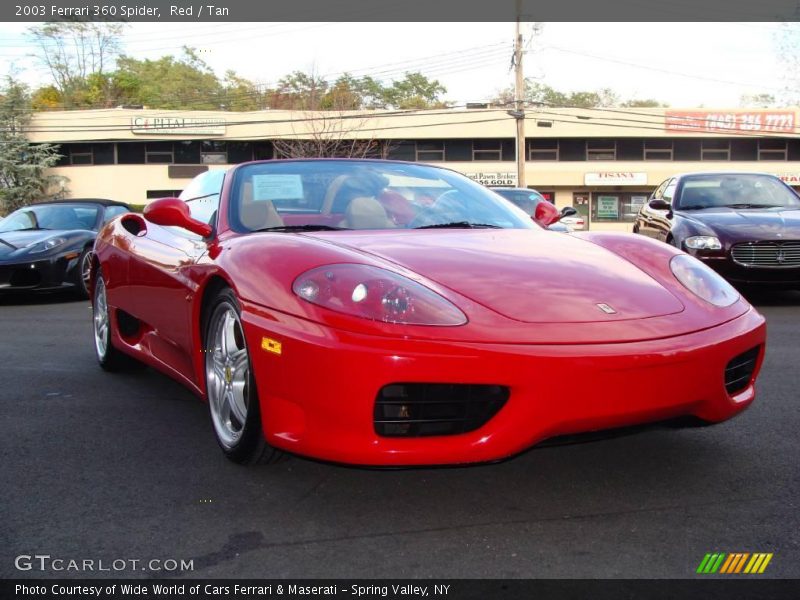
206,306 -> 251,449
93,277 -> 109,359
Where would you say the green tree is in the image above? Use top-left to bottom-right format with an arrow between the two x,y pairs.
221,70 -> 264,111
381,72 -> 448,109
31,85 -> 62,110
320,74 -> 365,110
269,70 -> 329,110
0,78 -> 67,215
269,70 -> 448,110
28,22 -> 125,108
493,81 -> 665,109
621,98 -> 669,108
113,47 -> 225,109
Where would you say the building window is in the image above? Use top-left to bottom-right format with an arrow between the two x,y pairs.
253,142 -> 275,160
68,143 -> 93,165
472,140 -> 502,161
416,141 -> 445,162
586,140 -> 616,160
528,139 -> 558,161
758,139 -> 788,161
701,140 -> 730,161
145,142 -> 174,164
644,140 -> 673,161
201,141 -> 228,164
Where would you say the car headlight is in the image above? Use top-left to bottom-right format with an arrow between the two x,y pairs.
684,236 -> 722,250
293,264 -> 467,326
27,236 -> 68,254
670,254 -> 739,307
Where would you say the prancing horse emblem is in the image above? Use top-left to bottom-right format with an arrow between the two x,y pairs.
596,303 -> 617,314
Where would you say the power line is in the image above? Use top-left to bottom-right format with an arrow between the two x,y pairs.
21,107 -> 506,134
19,106 -> 800,143
0,114 -> 516,143
7,42 -> 509,114
528,103 -> 800,136
544,45 -> 786,94
528,110 -> 800,140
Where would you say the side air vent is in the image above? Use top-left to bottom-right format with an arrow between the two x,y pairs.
725,346 -> 761,395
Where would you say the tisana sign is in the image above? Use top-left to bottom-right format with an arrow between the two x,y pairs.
584,172 -> 647,186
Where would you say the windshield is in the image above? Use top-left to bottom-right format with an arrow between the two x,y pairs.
229,160 -> 535,232
0,203 -> 100,233
676,174 -> 800,210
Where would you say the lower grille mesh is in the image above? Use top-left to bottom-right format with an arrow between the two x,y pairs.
374,383 -> 509,437
725,346 -> 761,395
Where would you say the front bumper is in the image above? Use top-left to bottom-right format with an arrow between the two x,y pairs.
241,305 -> 766,466
0,255 -> 80,292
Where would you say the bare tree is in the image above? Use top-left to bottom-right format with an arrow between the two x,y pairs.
774,20 -> 800,105
272,112 -> 391,159
27,22 -> 125,106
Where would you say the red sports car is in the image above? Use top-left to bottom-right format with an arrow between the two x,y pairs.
90,160 -> 766,466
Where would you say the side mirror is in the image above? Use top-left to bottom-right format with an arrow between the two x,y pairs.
560,206 -> 578,218
533,200 -> 561,227
143,198 -> 212,237
648,199 -> 671,211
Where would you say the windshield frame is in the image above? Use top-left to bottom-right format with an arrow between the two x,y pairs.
226,159 -> 537,234
0,202 -> 103,233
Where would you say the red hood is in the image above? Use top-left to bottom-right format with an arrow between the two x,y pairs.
307,229 -> 684,323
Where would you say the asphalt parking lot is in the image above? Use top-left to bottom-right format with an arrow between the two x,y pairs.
1,290 -> 798,579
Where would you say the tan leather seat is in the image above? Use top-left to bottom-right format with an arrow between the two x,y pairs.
340,196 -> 396,230
239,181 -> 284,230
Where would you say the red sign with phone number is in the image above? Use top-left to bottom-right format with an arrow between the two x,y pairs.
665,111 -> 796,133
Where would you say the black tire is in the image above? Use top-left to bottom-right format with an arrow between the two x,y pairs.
92,271 -> 134,371
203,288 -> 284,465
74,247 -> 93,299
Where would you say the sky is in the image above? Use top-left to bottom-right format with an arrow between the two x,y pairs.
0,21 -> 790,108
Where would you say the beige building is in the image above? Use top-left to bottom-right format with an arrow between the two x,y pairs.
29,106 -> 800,231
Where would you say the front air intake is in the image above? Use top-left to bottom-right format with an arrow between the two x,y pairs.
724,346 -> 761,395
374,383 -> 509,437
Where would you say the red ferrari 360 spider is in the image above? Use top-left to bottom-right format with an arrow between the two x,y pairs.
91,160 -> 766,466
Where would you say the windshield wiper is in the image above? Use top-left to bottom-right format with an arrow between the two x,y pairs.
0,237 -> 17,250
677,205 -> 709,210
253,224 -> 349,232
725,203 -> 781,209
415,221 -> 502,229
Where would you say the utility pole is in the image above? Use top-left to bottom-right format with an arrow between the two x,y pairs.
513,0 -> 526,189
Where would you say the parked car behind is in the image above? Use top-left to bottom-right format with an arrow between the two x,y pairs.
633,172 -> 800,288
0,199 -> 130,297
490,187 -> 576,232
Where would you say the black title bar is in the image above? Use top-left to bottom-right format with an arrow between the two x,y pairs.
4,0 -> 800,22
4,579 -> 800,600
